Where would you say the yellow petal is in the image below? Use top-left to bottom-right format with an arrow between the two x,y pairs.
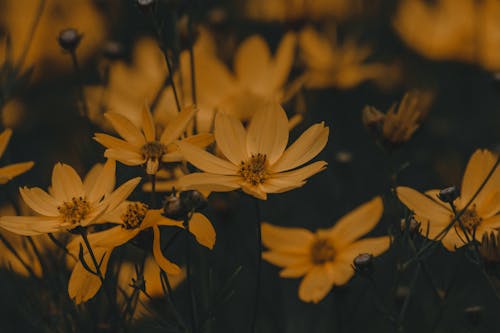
298,265 -> 334,303
269,32 -> 296,92
94,133 -> 142,153
51,163 -> 85,202
271,122 -> 329,172
441,227 -> 468,252
182,133 -> 214,148
0,161 -> 34,184
280,263 -> 313,278
0,216 -> 61,235
261,222 -> 313,254
241,183 -> 268,200
105,112 -> 146,147
177,173 -> 242,192
152,226 -> 181,274
262,250 -> 310,268
246,102 -> 289,165
234,35 -> 271,93
142,103 -> 156,142
87,159 -> 116,203
19,187 -> 60,216
177,141 -> 238,175
188,213 -> 216,249
396,186 -> 452,226
0,128 -> 12,158
103,177 -> 142,212
264,161 -> 327,193
104,149 -> 145,166
215,112 -> 248,165
83,163 -> 105,194
327,197 -> 384,249
159,107 -> 196,145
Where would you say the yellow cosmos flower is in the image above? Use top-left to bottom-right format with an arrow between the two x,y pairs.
393,0 -> 500,71
299,27 -> 397,89
396,149 -> 500,251
67,202 -> 215,303
0,128 -> 34,184
262,197 -> 390,303
94,105 -> 213,175
177,102 -> 328,200
0,159 -> 140,235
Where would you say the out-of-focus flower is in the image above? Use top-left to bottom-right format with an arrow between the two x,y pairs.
67,202 -> 215,303
362,90 -> 434,147
262,196 -> 389,303
396,149 -> 500,251
393,0 -> 500,71
94,105 -> 213,175
177,102 -> 328,200
479,231 -> 500,263
242,0 -> 362,22
0,159 -> 140,235
0,0 -> 108,78
0,128 -> 33,184
299,27 -> 397,90
0,99 -> 27,129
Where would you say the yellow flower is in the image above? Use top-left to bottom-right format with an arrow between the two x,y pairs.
262,197 -> 389,303
396,149 -> 500,251
0,159 -> 140,235
94,104 -> 213,175
0,128 -> 34,184
299,27 -> 397,89
177,102 -> 328,200
362,90 -> 434,147
67,202 -> 215,303
393,0 -> 500,71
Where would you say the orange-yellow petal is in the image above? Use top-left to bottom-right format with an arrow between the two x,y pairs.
261,222 -> 313,254
215,112 -> 248,165
105,112 -> 146,147
189,213 -> 216,249
396,186 -> 452,226
298,264 -> 334,303
152,226 -> 182,274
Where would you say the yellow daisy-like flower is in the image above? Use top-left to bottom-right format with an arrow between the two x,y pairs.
262,197 -> 390,303
0,159 -> 140,235
0,128 -> 34,184
177,102 -> 329,200
94,104 -> 213,175
396,149 -> 500,251
67,202 -> 215,303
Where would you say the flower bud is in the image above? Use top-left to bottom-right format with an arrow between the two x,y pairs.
400,217 -> 420,235
162,192 -> 187,220
464,305 -> 482,326
353,253 -> 373,275
102,41 -> 124,60
137,0 -> 155,12
362,106 -> 384,137
58,28 -> 82,52
437,186 -> 460,203
180,190 -> 207,212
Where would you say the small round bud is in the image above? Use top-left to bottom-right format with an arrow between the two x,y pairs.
437,186 -> 460,203
180,190 -> 207,212
137,0 -> 155,12
353,253 -> 374,275
162,192 -> 187,220
400,217 -> 420,235
102,41 -> 124,60
464,305 -> 482,326
58,28 -> 82,52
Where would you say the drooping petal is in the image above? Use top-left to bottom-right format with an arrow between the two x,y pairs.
103,177 -> 142,213
0,128 -> 12,158
160,107 -> 196,145
280,262 -> 313,278
298,265 -> 334,303
327,197 -> 384,249
104,149 -> 145,166
94,133 -> 142,153
105,112 -> 146,147
87,159 -> 116,203
262,250 -> 310,268
246,102 -> 289,165
0,161 -> 34,184
441,227 -> 468,252
261,222 -> 313,254
265,161 -> 327,193
188,213 -> 216,249
142,103 -> 156,142
19,187 -> 60,216
177,141 -> 238,175
396,186 -> 452,227
152,226 -> 182,274
142,209 -> 183,229
214,112 -> 248,165
177,173 -> 242,192
0,216 -> 61,235
241,183 -> 268,200
51,163 -> 85,202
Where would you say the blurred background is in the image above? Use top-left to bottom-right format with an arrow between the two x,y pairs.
1,0 -> 500,332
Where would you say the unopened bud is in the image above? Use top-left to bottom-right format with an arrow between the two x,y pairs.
400,217 -> 420,234
479,231 -> 500,263
180,190 -> 207,212
102,41 -> 124,60
353,253 -> 373,275
137,0 -> 155,12
162,192 -> 187,220
464,305 -> 482,326
58,28 -> 82,52
437,186 -> 460,203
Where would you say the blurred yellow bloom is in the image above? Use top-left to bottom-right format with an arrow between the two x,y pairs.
262,197 -> 389,303
299,27 -> 396,89
362,90 -> 434,147
396,149 -> 500,251
0,159 -> 140,235
94,105 -> 213,175
67,202 -> 215,303
0,0 -> 108,78
0,128 -> 33,184
393,0 -> 500,71
177,102 -> 328,200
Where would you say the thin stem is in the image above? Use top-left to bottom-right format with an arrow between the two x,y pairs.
69,50 -> 89,118
397,264 -> 421,331
251,198 -> 263,333
160,270 -> 186,329
0,232 -> 37,278
47,233 -> 77,261
185,213 -> 198,333
150,174 -> 157,208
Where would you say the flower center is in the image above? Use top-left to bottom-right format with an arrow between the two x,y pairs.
456,208 -> 482,232
141,141 -> 166,174
239,153 -> 268,185
310,238 -> 336,264
121,202 -> 148,229
58,197 -> 91,227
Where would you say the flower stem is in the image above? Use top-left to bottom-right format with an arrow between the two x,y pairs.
69,50 -> 89,118
185,213 -> 198,333
251,198 -> 262,333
